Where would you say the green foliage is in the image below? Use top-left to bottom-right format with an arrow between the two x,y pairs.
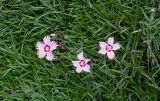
0,0 -> 159,100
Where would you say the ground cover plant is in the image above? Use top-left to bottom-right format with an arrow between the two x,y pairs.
0,0 -> 160,101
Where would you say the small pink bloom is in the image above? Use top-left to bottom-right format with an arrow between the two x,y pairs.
36,35 -> 58,61
98,37 -> 120,60
72,51 -> 91,73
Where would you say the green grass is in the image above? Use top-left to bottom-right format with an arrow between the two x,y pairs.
0,0 -> 160,101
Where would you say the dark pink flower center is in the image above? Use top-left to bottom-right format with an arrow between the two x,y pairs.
106,44 -> 113,51
79,60 -> 86,67
44,45 -> 50,52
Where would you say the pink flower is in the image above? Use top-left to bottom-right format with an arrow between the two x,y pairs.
36,35 -> 58,61
98,37 -> 120,60
72,51 -> 91,73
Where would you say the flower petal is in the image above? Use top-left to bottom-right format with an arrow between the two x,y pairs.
46,52 -> 54,61
107,51 -> 115,60
85,59 -> 90,63
107,37 -> 114,45
99,42 -> 107,49
72,61 -> 81,68
37,50 -> 46,59
76,67 -> 83,73
113,43 -> 120,50
43,35 -> 51,44
77,51 -> 85,60
49,41 -> 58,51
36,42 -> 45,50
82,65 -> 90,72
98,49 -> 107,54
